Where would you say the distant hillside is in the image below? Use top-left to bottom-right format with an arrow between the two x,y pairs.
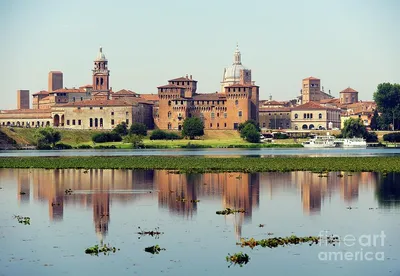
0,128 -> 18,149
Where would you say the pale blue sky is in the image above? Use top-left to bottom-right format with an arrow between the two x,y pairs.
0,0 -> 399,109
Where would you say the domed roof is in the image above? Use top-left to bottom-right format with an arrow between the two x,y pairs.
222,44 -> 247,82
95,46 -> 107,61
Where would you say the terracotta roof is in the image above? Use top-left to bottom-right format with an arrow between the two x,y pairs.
192,93 -> 226,101
114,89 -> 138,95
49,71 -> 62,74
320,98 -> 340,104
0,108 -> 52,114
259,107 -> 291,112
40,96 -> 50,101
340,87 -> 358,93
61,97 -> 152,107
33,90 -> 49,96
168,76 -> 197,82
52,88 -> 85,93
262,100 -> 283,106
303,76 -> 320,80
292,101 -> 339,111
140,94 -> 159,101
79,84 -> 93,88
157,84 -> 186,89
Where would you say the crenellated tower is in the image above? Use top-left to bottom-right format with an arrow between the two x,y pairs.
92,47 -> 110,99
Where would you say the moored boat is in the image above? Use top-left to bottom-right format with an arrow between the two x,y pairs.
302,135 -> 337,148
334,137 -> 367,148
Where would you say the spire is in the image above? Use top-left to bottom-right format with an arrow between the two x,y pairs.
233,43 -> 241,65
96,46 -> 106,61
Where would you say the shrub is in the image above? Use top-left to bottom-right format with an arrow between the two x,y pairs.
76,144 -> 93,149
273,132 -> 289,139
245,130 -> 261,143
113,122 -> 128,136
364,132 -> 378,143
181,142 -> 207,148
240,124 -> 257,139
165,132 -> 181,140
36,141 -> 52,150
92,132 -> 122,143
94,145 -> 117,149
383,132 -> 400,142
129,123 -> 147,136
53,143 -> 73,150
150,129 -> 167,140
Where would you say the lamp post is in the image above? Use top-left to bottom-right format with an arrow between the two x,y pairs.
274,113 -> 277,130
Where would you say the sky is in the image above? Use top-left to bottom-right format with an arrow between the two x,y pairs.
0,0 -> 399,109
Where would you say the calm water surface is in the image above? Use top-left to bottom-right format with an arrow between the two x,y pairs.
0,169 -> 399,276
1,147 -> 400,157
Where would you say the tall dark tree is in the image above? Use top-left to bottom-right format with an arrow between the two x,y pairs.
35,127 -> 62,148
373,83 -> 400,130
182,117 -> 204,140
369,109 -> 379,130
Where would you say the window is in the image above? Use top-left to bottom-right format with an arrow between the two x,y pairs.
319,113 -> 322,119
80,97 -> 83,101
111,112 -> 114,116
235,100 -> 239,105
217,123 -> 219,128
210,123 -> 212,128
77,107 -> 81,110
310,114 -> 313,119
67,120 -> 70,125
126,119 -> 129,124
295,114 -> 298,119
89,118 -> 93,127
126,112 -> 129,116
73,97 -> 75,102
238,111 -> 242,117
211,112 -> 215,118
263,122 -> 266,127
72,120 -> 76,125
100,107 -> 103,110
90,107 -> 93,110
224,113 -> 227,118
224,123 -> 227,128
78,120 -> 82,125
168,111 -> 172,119
111,119 -> 115,125
304,114 -> 307,119
168,123 -> 172,130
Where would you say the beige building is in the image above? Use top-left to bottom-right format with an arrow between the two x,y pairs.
291,101 -> 341,130
55,98 -> 153,130
259,107 -> 291,129
0,109 -> 52,127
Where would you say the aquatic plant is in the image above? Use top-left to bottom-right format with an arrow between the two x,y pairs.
144,245 -> 166,254
85,244 -> 119,256
258,224 -> 265,228
137,227 -> 163,239
65,188 -> 73,195
216,207 -> 245,215
19,191 -> 26,195
238,235 -> 339,249
226,252 -> 250,267
176,196 -> 186,202
190,199 -> 200,203
1,156 -> 400,173
13,215 -> 30,225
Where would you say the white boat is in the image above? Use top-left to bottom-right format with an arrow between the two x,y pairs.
334,137 -> 367,148
302,135 -> 337,148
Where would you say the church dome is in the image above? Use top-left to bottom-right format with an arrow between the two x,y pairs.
222,45 -> 247,82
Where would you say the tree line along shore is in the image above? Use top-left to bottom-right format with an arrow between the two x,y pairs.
0,156 -> 399,173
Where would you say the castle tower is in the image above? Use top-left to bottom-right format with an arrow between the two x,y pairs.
302,77 -> 321,104
92,47 -> 110,98
48,71 -> 63,92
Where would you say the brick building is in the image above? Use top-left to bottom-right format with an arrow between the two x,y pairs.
153,46 -> 259,130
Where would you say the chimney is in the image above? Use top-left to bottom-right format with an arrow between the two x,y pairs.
185,74 -> 188,78
190,75 -> 192,80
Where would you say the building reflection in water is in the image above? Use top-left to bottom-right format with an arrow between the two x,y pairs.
8,169 -> 398,240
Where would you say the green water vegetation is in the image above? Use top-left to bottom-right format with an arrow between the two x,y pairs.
238,235 -> 339,249
137,227 -> 163,239
13,215 -> 30,225
85,244 -> 120,256
64,188 -> 73,195
226,252 -> 250,268
216,207 -> 245,215
1,156 -> 400,173
144,245 -> 166,254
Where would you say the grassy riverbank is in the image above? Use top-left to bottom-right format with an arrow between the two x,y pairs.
0,156 -> 399,173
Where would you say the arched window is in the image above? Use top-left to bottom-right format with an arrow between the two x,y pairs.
168,111 -> 172,119
319,113 -> 322,119
100,78 -> 104,85
96,78 -> 99,85
295,125 -> 298,130
168,123 -> 172,130
89,118 -> 93,127
235,100 -> 239,105
100,118 -> 103,127
295,114 -> 298,119
94,118 -> 98,127
302,124 -> 308,130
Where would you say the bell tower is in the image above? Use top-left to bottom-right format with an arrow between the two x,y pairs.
92,47 -> 110,92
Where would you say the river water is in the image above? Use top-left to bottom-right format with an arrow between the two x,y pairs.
1,148 -> 400,157
0,169 -> 399,276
